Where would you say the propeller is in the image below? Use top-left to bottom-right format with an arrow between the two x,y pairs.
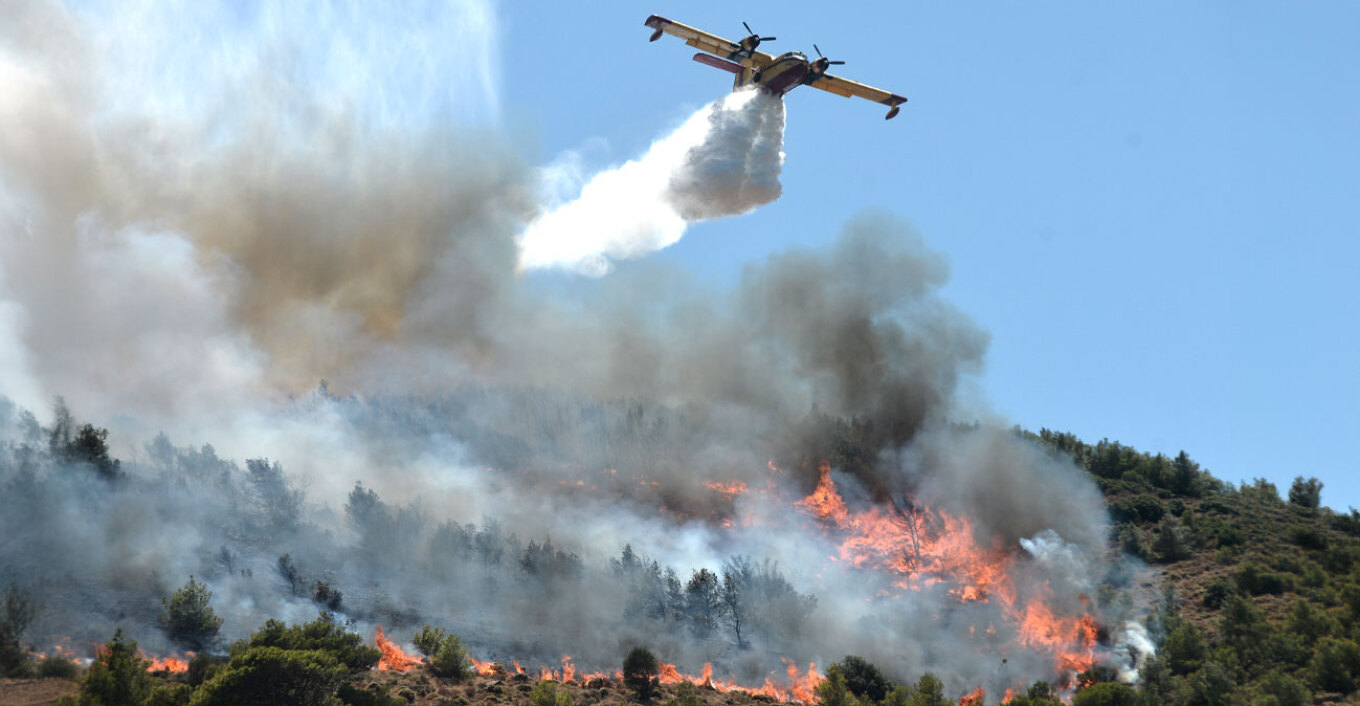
742,21 -> 776,43
813,44 -> 846,66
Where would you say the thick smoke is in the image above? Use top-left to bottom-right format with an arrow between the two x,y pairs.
0,3 -> 1151,702
517,88 -> 785,276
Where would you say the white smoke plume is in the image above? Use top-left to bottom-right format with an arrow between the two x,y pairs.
517,88 -> 785,276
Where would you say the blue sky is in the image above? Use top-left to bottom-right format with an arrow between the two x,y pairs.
497,2 -> 1360,507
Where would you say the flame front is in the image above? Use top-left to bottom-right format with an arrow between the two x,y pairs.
374,626 -> 420,672
796,464 -> 1099,685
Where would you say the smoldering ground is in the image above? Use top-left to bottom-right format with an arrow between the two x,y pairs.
0,2 -> 1150,701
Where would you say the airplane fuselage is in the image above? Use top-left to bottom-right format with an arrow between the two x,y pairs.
736,51 -> 813,95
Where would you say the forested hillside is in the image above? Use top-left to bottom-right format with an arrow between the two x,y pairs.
3,421 -> 1359,706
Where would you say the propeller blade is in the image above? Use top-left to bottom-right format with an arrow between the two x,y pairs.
814,44 -> 824,58
760,36 -> 776,41
829,60 -> 846,65
743,21 -> 753,34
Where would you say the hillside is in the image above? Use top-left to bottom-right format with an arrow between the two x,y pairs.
4,428 -> 1360,706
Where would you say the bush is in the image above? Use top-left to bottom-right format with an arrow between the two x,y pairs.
1202,580 -> 1234,609
413,625 -> 470,681
531,680 -> 576,706
1071,682 -> 1138,706
1235,562 -> 1292,596
664,682 -> 703,706
833,655 -> 892,703
189,646 -> 347,706
1110,495 -> 1163,524
622,647 -> 660,701
75,629 -> 153,706
160,575 -> 224,651
37,654 -> 79,679
243,617 -> 380,673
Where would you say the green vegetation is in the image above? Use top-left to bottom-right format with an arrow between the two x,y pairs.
160,575 -> 224,651
1027,428 -> 1360,706
412,625 -> 471,681
622,646 -> 661,701
531,680 -> 576,706
0,583 -> 37,677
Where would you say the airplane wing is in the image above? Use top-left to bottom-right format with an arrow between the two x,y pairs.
808,73 -> 908,119
644,15 -> 775,68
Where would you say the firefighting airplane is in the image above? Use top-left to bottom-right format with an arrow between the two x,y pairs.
645,15 -> 908,120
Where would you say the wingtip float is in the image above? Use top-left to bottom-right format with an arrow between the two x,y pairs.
644,14 -> 907,120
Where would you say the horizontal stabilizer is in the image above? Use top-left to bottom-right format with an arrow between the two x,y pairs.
692,53 -> 744,75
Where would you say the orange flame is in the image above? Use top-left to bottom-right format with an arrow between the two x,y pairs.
374,626 -> 420,672
138,648 -> 191,673
706,480 -> 749,497
958,687 -> 986,706
796,464 -> 1101,680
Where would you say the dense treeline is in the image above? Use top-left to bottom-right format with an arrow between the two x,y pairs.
1024,428 -> 1360,705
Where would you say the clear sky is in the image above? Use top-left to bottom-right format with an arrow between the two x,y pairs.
496,2 -> 1360,508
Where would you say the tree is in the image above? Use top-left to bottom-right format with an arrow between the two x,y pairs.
75,628 -> 154,706
1162,621 -> 1206,675
1288,476 -> 1322,510
813,665 -> 861,706
413,625 -> 471,681
0,584 -> 37,677
833,656 -> 892,703
161,575 -> 224,651
719,557 -> 752,648
1168,451 -> 1200,497
1310,637 -> 1360,693
684,569 -> 722,638
622,647 -> 660,701
898,673 -> 950,706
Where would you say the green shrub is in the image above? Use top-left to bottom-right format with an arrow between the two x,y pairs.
664,682 -> 704,706
189,646 -> 347,706
1071,681 -> 1138,706
413,625 -> 470,681
530,680 -> 575,706
75,629 -> 153,706
833,655 -> 892,702
1310,637 -> 1360,693
37,654 -> 79,679
242,617 -> 380,673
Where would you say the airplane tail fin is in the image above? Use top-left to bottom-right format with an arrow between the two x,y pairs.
691,53 -> 744,75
